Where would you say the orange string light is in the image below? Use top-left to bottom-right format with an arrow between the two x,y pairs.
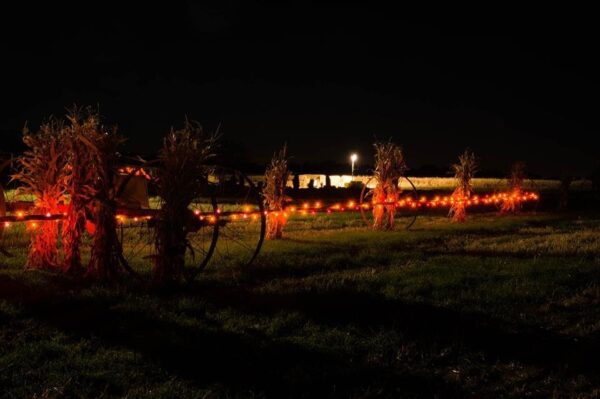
2,191 -> 539,227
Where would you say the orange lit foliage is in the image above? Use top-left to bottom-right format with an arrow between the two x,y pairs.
501,161 -> 526,214
372,141 -> 406,230
13,120 -> 67,269
449,150 -> 477,222
263,145 -> 290,239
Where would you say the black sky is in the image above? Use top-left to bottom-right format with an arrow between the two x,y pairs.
1,2 -> 598,176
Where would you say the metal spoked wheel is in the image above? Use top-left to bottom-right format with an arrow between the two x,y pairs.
199,167 -> 266,273
183,193 -> 219,281
113,165 -> 220,279
112,165 -> 265,281
114,215 -> 156,275
359,176 -> 419,230
113,166 -> 160,276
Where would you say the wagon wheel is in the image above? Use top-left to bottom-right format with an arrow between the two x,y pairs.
111,165 -> 219,278
183,184 -> 220,280
196,167 -> 266,273
112,165 -> 159,276
359,176 -> 419,230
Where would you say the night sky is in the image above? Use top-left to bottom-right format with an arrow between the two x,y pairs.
1,2 -> 598,177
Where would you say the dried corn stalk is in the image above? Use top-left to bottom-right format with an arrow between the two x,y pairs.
154,120 -> 216,283
263,145 -> 290,239
449,149 -> 477,222
86,128 -> 128,280
61,107 -> 102,274
12,120 -> 67,269
501,161 -> 525,214
372,141 -> 406,230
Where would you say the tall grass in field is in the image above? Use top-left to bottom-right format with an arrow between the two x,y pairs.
12,119 -> 67,270
372,140 -> 406,230
263,145 -> 290,239
449,149 -> 477,222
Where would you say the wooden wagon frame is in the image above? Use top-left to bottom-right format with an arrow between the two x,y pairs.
0,158 -> 266,279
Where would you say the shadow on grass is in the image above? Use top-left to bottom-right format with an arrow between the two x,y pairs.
1,287 -> 465,398
191,286 -> 600,375
424,248 -> 599,260
3,270 -> 600,396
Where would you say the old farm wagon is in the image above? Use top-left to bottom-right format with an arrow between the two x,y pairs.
0,158 -> 266,279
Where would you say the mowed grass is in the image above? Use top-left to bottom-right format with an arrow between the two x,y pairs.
1,212 -> 600,398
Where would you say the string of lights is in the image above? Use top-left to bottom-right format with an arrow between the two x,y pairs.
1,191 -> 539,229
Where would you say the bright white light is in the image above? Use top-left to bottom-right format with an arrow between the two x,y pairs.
350,153 -> 358,176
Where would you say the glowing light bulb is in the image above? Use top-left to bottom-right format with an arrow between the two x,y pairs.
350,153 -> 358,176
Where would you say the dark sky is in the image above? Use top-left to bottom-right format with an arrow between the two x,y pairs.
1,2 -> 598,176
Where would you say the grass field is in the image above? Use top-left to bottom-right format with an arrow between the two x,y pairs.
1,211 -> 600,398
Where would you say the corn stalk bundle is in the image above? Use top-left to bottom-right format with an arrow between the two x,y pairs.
372,141 -> 406,230
154,120 -> 216,283
61,107 -> 103,274
501,161 -> 525,213
86,128 -> 129,280
449,149 -> 477,222
12,120 -> 68,269
263,145 -> 290,239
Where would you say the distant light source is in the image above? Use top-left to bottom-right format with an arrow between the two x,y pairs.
350,153 -> 358,176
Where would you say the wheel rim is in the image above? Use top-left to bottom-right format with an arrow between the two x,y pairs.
114,165 -> 220,279
359,176 -> 418,230
184,194 -> 219,281
200,167 -> 266,271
